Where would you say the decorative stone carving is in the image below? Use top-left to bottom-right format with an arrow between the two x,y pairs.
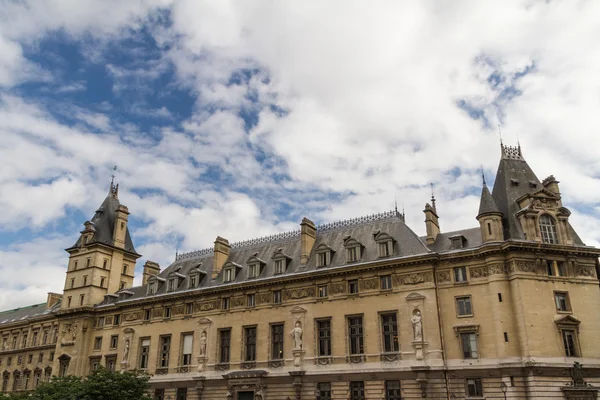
199,330 -> 207,356
332,282 -> 346,294
173,304 -> 185,315
285,287 -> 315,300
232,296 -> 245,308
516,260 -> 536,273
380,353 -> 401,362
258,293 -> 270,304
124,311 -> 142,322
60,323 -> 79,346
412,310 -> 423,341
122,338 -> 130,363
470,266 -> 489,279
215,363 -> 230,371
152,308 -> 163,318
268,360 -> 284,368
315,357 -> 333,365
197,300 -> 219,312
488,263 -> 506,275
436,270 -> 451,283
290,321 -> 303,350
395,272 -> 433,286
346,355 -> 365,364
576,266 -> 596,278
361,278 -> 378,291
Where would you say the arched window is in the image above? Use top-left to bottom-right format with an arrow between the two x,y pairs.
539,214 -> 559,244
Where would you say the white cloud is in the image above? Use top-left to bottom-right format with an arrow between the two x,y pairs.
2,0 -> 600,310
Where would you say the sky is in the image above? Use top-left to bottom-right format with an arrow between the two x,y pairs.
1,0 -> 600,311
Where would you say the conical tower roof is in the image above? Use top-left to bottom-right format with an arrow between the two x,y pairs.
477,182 -> 501,218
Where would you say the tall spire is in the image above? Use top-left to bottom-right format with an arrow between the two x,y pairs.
109,165 -> 119,199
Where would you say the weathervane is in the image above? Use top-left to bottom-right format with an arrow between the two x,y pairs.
110,164 -> 119,196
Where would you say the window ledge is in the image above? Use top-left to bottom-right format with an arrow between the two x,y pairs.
457,314 -> 474,318
557,310 -> 573,314
454,281 -> 469,286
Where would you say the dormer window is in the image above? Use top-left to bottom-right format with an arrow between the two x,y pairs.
373,231 -> 395,258
344,237 -> 364,263
222,262 -> 243,283
249,263 -> 260,278
272,248 -> 292,275
223,268 -> 234,282
147,282 -> 156,295
449,235 -> 466,250
167,278 -> 177,292
274,260 -> 284,274
188,266 -> 206,289
539,214 -> 559,244
246,254 -> 266,279
315,244 -> 335,268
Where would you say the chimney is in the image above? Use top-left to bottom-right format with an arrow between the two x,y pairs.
423,203 -> 440,245
300,217 -> 316,265
47,292 -> 62,308
212,236 -> 231,279
142,260 -> 161,285
542,175 -> 560,195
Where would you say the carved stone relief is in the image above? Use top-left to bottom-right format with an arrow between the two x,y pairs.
151,308 -> 163,318
173,305 -> 185,315
60,323 -> 79,346
232,297 -> 245,308
258,293 -> 270,304
575,266 -> 596,278
516,260 -> 536,273
285,287 -> 315,300
331,282 -> 346,294
436,270 -> 451,283
469,266 -> 489,279
196,300 -> 220,312
361,278 -> 378,291
488,263 -> 506,275
394,272 -> 433,286
124,311 -> 142,322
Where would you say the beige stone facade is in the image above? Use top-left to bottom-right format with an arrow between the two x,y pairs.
1,144 -> 600,400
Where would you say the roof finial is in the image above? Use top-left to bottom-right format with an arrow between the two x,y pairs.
110,164 -> 119,198
430,182 -> 437,213
481,165 -> 486,186
498,124 -> 503,145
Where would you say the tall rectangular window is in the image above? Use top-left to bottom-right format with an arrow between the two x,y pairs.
381,313 -> 399,353
317,383 -> 331,400
378,241 -> 392,257
247,294 -> 256,307
223,268 -> 234,282
348,279 -> 359,294
562,330 -> 579,357
456,296 -> 473,316
176,388 -> 187,400
244,327 -> 257,362
248,264 -> 259,278
347,246 -> 360,262
159,336 -> 171,368
109,335 -> 118,349
219,329 -> 231,363
181,334 -> 193,366
274,260 -> 284,274
555,292 -> 571,312
154,389 -> 164,400
94,337 -> 102,350
348,316 -> 364,355
222,297 -> 230,310
380,275 -> 392,290
454,266 -> 467,282
317,251 -> 331,267
271,324 -> 284,360
318,285 -> 328,298
350,381 -> 365,400
385,381 -> 401,400
466,378 -> 483,397
460,332 -> 479,359
317,319 -> 332,357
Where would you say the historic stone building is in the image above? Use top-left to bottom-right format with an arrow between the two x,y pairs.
1,144 -> 599,400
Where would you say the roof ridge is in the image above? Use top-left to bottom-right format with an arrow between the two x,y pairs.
175,210 -> 401,261
0,302 -> 46,315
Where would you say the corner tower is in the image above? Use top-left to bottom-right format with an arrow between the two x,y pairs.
61,181 -> 141,309
491,143 -> 583,245
476,175 -> 503,242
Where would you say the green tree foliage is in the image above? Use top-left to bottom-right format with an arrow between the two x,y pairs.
2,368 -> 152,400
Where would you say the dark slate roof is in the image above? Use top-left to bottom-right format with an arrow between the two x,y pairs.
477,183 -> 501,217
69,188 -> 137,254
0,302 -> 60,326
491,144 -> 542,240
420,227 -> 483,253
103,211 -> 432,305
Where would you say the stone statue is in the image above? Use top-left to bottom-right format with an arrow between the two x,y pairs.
290,320 -> 303,350
199,330 -> 207,356
122,338 -> 130,362
412,311 -> 423,341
